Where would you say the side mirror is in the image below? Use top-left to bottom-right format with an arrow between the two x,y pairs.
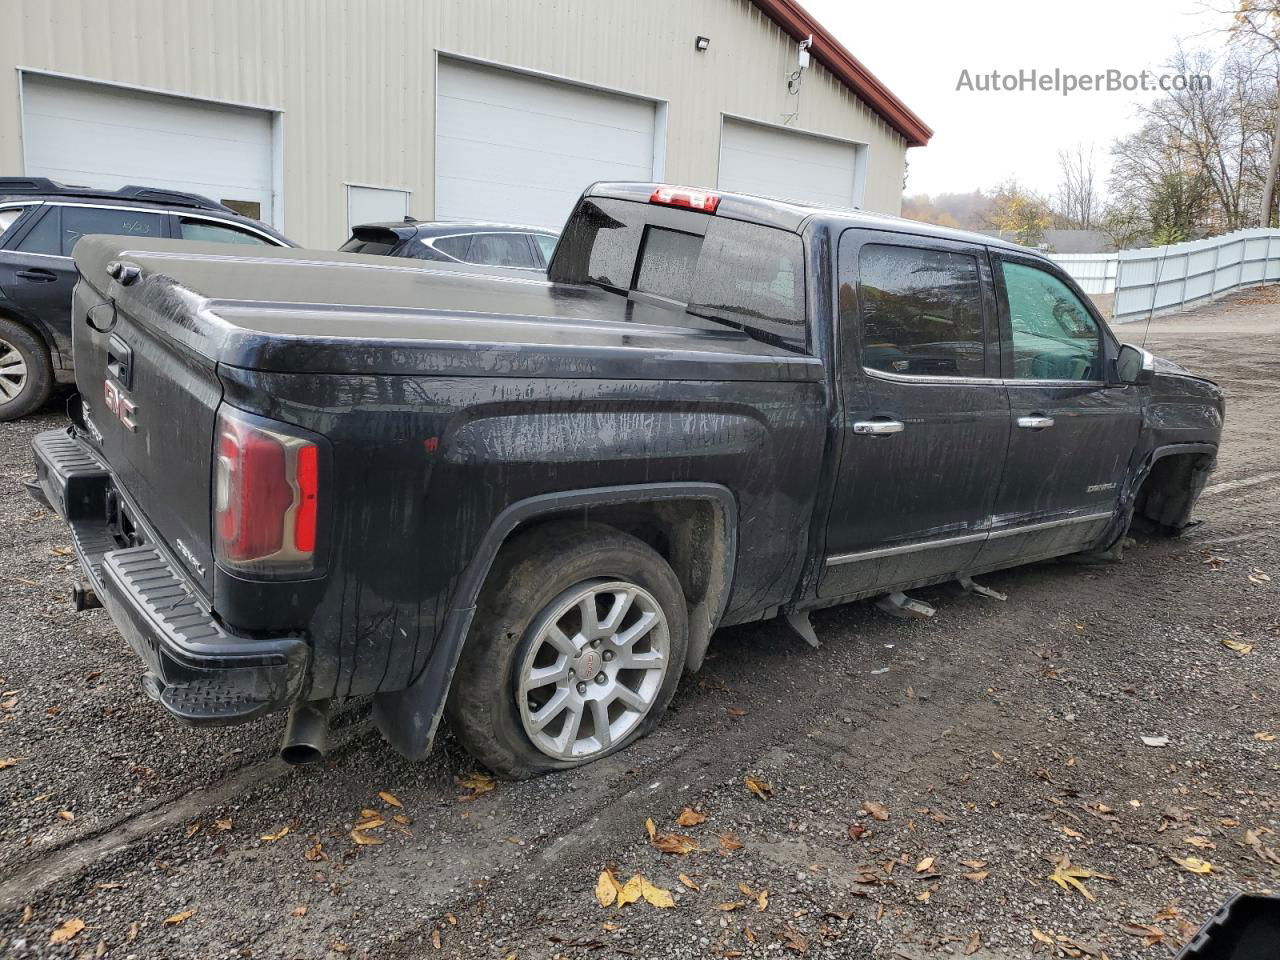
1116,343 -> 1155,386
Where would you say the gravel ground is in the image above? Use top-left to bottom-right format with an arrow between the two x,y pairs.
1,292 -> 1278,959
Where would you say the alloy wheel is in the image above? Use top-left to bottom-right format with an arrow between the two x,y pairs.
516,579 -> 670,761
0,338 -> 27,404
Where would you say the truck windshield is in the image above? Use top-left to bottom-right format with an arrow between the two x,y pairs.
552,198 -> 808,352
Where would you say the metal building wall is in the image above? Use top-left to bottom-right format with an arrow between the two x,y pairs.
0,0 -> 911,247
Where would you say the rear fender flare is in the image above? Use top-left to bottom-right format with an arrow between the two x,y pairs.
372,482 -> 738,761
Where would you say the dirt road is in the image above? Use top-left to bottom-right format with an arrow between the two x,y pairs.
1,294 -> 1277,959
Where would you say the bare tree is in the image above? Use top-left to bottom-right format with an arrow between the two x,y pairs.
1054,144 -> 1099,229
1225,1 -> 1280,225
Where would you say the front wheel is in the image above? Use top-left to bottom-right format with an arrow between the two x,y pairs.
445,522 -> 688,779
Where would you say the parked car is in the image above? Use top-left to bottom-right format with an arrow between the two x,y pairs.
0,177 -> 293,420
340,219 -> 558,271
29,182 -> 1223,779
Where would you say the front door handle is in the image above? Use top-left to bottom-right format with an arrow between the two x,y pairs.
1017,415 -> 1055,429
853,419 -> 905,436
15,268 -> 57,283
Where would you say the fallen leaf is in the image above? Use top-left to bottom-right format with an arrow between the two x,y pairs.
1248,569 -> 1271,586
350,828 -> 384,846
915,856 -> 935,873
1141,736 -> 1170,748
959,859 -> 987,870
431,928 -> 441,949
745,927 -> 758,944
717,901 -> 744,911
1049,857 -> 1104,900
617,874 -> 643,908
214,818 -> 233,832
1171,856 -> 1213,874
780,923 -> 809,954
1032,927 -> 1053,945
744,776 -> 773,800
127,921 -> 139,942
260,826 -> 290,842
964,931 -> 980,956
304,838 -> 327,861
640,878 -> 674,908
95,882 -> 125,890
1221,638 -> 1254,655
964,871 -> 989,882
458,772 -> 496,797
1121,923 -> 1165,947
1185,835 -> 1216,850
163,910 -> 195,926
756,889 -> 768,911
57,810 -> 74,822
602,922 -> 618,931
1060,826 -> 1085,839
20,905 -> 32,925
0,757 -> 25,770
727,707 -> 747,717
676,807 -> 707,827
916,890 -> 931,903
49,918 -> 85,944
863,801 -> 890,821
595,869 -> 619,908
290,905 -> 308,917
393,814 -> 411,826
719,832 -> 744,852
378,791 -> 402,808
847,823 -> 869,841
646,817 -> 699,855
354,813 -> 385,831
678,873 -> 700,891
1254,732 -> 1276,742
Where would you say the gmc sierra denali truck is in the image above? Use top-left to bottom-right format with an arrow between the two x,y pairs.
28,183 -> 1223,778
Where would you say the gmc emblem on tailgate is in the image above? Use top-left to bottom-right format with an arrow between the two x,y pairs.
103,380 -> 138,432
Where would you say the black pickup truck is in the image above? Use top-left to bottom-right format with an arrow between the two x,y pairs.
29,183 -> 1223,778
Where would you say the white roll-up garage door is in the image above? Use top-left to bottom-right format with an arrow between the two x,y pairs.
21,74 -> 276,224
435,59 -> 658,230
718,117 -> 864,210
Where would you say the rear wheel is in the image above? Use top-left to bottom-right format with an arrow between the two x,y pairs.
0,319 -> 53,422
445,522 -> 688,779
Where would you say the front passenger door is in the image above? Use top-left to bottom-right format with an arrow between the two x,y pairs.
974,254 -> 1141,567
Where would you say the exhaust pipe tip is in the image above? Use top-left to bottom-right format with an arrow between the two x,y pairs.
281,699 -> 330,766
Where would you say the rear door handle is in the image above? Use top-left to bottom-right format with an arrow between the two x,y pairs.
1017,415 -> 1055,429
853,419 -> 905,436
15,268 -> 57,283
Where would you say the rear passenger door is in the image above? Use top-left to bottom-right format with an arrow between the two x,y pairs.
973,252 -> 1141,567
820,230 -> 1009,600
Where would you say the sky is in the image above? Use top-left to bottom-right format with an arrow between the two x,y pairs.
802,0 -> 1235,200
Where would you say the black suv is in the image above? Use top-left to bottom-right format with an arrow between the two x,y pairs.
0,178 -> 293,420
340,220 -> 558,271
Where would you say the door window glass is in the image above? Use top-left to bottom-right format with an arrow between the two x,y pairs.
60,206 -> 163,256
15,208 -> 60,255
179,218 -> 273,245
467,233 -> 537,267
1000,261 -> 1100,381
856,244 -> 986,377
534,233 -> 558,264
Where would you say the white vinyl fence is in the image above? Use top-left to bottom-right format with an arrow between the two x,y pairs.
1051,228 -> 1280,322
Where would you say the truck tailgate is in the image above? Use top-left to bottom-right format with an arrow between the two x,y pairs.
71,249 -> 222,599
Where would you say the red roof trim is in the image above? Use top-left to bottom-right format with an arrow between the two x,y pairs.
749,0 -> 933,147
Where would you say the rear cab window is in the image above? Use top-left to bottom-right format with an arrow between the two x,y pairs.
551,197 -> 807,351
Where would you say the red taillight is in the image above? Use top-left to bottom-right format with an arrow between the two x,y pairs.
214,408 -> 319,576
649,185 -> 720,213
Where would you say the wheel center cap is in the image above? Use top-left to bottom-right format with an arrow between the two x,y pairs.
573,648 -> 601,681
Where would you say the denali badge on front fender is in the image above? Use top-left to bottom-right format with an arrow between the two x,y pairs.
103,380 -> 138,432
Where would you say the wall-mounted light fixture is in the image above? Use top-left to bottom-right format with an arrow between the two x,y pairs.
695,36 -> 710,52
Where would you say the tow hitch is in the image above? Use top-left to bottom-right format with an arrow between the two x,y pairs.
72,580 -> 102,611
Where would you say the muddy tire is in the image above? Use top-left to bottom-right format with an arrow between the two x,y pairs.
445,522 -> 688,779
0,318 -> 53,422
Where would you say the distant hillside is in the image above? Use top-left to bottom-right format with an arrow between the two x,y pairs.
901,191 -> 994,231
